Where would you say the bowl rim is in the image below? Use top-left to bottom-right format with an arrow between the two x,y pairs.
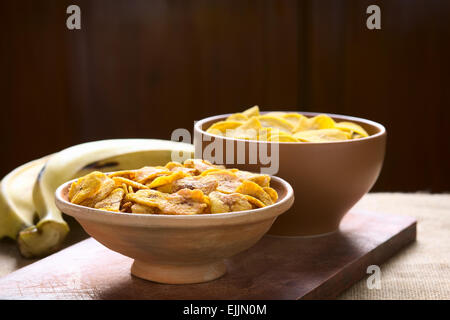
194,111 -> 386,145
55,175 -> 294,227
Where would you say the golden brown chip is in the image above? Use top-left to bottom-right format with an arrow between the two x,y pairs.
257,115 -> 294,133
226,113 -> 248,121
69,171 -> 116,207
147,170 -> 189,189
235,171 -> 271,188
163,175 -> 218,195
263,187 -> 278,203
94,188 -> 125,212
293,129 -> 350,142
183,159 -> 224,174
131,203 -> 158,214
206,120 -> 243,135
242,105 -> 260,118
209,191 -> 253,213
126,188 -> 209,215
134,166 -> 171,184
201,169 -> 243,194
108,170 -> 137,179
112,176 -> 149,190
235,180 -> 273,206
244,195 -> 266,208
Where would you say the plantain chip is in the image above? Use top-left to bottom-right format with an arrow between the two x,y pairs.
235,180 -> 273,206
206,120 -> 243,135
147,170 -> 189,189
268,133 -> 299,142
293,128 -> 351,142
235,170 -> 270,188
94,188 -> 125,212
112,176 -> 149,190
257,115 -> 295,133
209,191 -> 253,213
244,195 -> 266,208
263,187 -> 278,203
242,105 -> 260,118
282,113 -> 306,126
226,113 -> 248,121
335,121 -> 369,137
201,169 -> 243,194
183,158 -> 224,174
69,171 -> 116,207
134,166 -> 170,184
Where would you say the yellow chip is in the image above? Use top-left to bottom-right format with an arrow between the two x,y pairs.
209,191 -> 253,213
69,171 -> 116,207
112,176 -> 149,190
263,187 -> 278,203
242,105 -> 260,118
147,170 -> 189,189
206,120 -> 243,135
94,188 -> 125,212
226,113 -> 248,121
224,117 -> 261,140
293,114 -> 336,132
235,180 -> 273,206
293,129 -> 351,142
282,113 -> 306,126
244,195 -> 266,208
335,121 -> 369,137
235,170 -> 270,188
268,134 -> 299,142
134,166 -> 171,184
257,115 -> 294,133
183,158 -> 224,174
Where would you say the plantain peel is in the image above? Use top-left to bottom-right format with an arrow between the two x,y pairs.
15,139 -> 194,258
0,157 -> 49,240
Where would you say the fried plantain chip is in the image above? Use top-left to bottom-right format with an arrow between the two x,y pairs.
69,171 -> 116,207
131,203 -> 158,214
206,120 -> 243,135
108,170 -> 136,179
209,191 -> 253,213
335,121 -> 369,137
201,169 -> 243,194
257,115 -> 295,133
268,133 -> 299,142
234,170 -> 270,188
164,175 -> 218,195
94,188 -> 125,212
134,166 -> 171,184
147,170 -> 189,189
112,176 -> 149,190
293,128 -> 351,142
235,180 -> 273,206
242,105 -> 260,118
183,159 -> 224,174
243,195 -> 266,208
282,113 -> 306,126
226,113 -> 248,121
263,187 -> 278,203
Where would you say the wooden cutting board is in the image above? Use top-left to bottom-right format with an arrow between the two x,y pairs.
0,210 -> 416,299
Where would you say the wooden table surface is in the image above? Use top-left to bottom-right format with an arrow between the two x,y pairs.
0,209 -> 416,299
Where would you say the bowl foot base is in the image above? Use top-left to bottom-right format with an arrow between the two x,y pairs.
131,260 -> 227,284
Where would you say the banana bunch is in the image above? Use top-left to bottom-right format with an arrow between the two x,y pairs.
0,139 -> 194,258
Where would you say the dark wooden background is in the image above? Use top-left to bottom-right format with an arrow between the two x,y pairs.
1,0 -> 449,192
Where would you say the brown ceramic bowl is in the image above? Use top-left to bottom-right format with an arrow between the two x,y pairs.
55,176 -> 294,284
194,112 -> 386,236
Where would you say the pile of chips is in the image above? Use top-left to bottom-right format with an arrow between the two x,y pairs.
206,106 -> 369,142
68,159 -> 278,215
